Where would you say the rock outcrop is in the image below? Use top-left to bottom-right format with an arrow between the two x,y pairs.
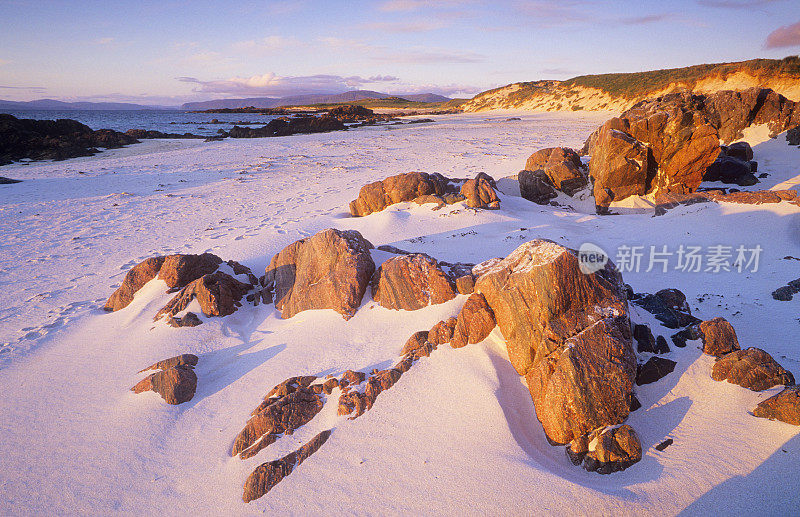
699,317 -> 741,357
104,257 -> 166,311
460,175 -> 500,209
631,288 -> 699,329
131,354 -> 199,405
265,229 -> 375,319
753,386 -> 800,425
349,172 -> 449,216
155,271 -> 251,320
371,253 -> 456,310
525,147 -> 588,195
475,239 -> 636,444
711,348 -> 795,391
450,293 -> 495,348
243,429 -> 332,502
428,317 -> 457,346
0,113 -> 138,165
566,424 -> 642,474
518,169 -> 559,204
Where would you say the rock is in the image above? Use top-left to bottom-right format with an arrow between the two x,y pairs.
753,386 -> 800,425
0,113 -> 138,164
708,88 -> 800,142
712,348 -> 795,391
704,155 -> 759,186
589,121 -> 655,208
633,324 -> 656,353
565,424 -> 642,474
655,335 -> 669,354
636,356 -> 677,385
0,176 -> 22,184
131,357 -> 198,405
155,271 -> 251,320
451,293 -> 496,348
524,147 -> 587,195
232,385 -> 324,458
788,125 -> 800,146
138,353 -> 199,372
655,438 -> 674,451
699,317 -> 741,357
167,312 -> 203,327
525,317 -> 636,444
726,142 -> 754,161
632,288 -> 699,329
266,228 -> 375,319
773,285 -> 797,301
413,194 -> 445,208
401,331 -> 432,357
475,239 -> 629,376
372,253 -> 456,310
341,370 -> 366,386
518,169 -> 559,204
125,129 -> 204,139
158,253 -> 223,289
349,172 -> 449,216
242,429 -> 332,502
455,274 -> 475,294
671,327 -> 700,348
428,317 -> 457,345
460,175 -> 500,209
104,256 -> 166,311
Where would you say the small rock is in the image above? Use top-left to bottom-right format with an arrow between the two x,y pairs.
636,356 -> 677,385
565,424 -> 642,474
654,438 -> 673,451
753,386 -> 800,425
451,293 -> 496,348
699,317 -> 741,357
401,331 -> 432,357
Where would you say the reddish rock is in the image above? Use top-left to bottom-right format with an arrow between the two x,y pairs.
699,317 -> 741,357
341,370 -> 366,386
401,330 -> 432,357
243,429 -> 332,502
265,228 -> 375,319
590,121 -> 655,208
322,378 -> 339,394
455,274 -> 475,294
460,176 -> 500,209
525,147 -> 587,195
451,293 -> 495,348
372,253 -> 456,310
232,387 -> 323,458
104,256 -> 165,311
132,363 -> 198,405
753,386 -> 800,425
349,172 -> 449,216
428,317 -> 457,345
158,253 -> 222,288
712,348 -> 795,391
566,424 -> 642,474
155,271 -> 251,320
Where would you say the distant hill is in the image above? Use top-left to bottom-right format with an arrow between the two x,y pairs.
181,90 -> 451,110
0,99 -> 175,111
462,56 -> 800,112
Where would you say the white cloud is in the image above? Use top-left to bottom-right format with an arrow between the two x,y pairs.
177,73 -> 400,97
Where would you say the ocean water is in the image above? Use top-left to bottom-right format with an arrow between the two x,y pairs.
0,109 -> 281,137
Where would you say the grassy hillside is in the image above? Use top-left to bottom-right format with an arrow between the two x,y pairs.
563,56 -> 800,98
295,96 -> 469,111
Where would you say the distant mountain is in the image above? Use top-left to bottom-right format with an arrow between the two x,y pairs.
181,90 -> 451,110
0,99 -> 176,111
462,56 -> 800,113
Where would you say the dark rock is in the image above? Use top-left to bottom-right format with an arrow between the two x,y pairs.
265,228 -> 375,319
167,312 -> 202,327
726,142 -> 754,161
699,317 -> 741,357
636,356 -> 677,385
632,288 -> 699,329
0,176 -> 22,183
704,155 -> 759,186
753,386 -> 800,425
518,169 -> 558,204
242,429 -> 332,502
712,348 -> 795,391
671,327 -> 700,348
524,147 -> 587,195
788,125 -> 800,146
633,324 -> 656,353
654,438 -> 673,451
125,129 -> 204,139
372,253 -> 456,310
655,335 -> 670,354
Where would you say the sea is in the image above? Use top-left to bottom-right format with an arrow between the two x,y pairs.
1,109 -> 281,138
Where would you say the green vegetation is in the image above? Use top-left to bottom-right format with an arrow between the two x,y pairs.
295,96 -> 469,110
562,56 -> 800,98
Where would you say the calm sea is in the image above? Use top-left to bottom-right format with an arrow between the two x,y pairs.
1,109 -> 280,137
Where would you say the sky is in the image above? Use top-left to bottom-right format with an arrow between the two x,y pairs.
1,0 -> 799,106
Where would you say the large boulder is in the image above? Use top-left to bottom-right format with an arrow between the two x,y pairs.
475,239 -> 635,444
525,147 -> 587,195
712,348 -> 795,391
518,169 -> 559,204
589,121 -> 655,208
372,253 -> 456,310
104,256 -> 166,311
460,176 -> 500,209
707,88 -> 800,143
451,293 -> 496,348
349,172 -> 449,216
753,386 -> 800,425
265,228 -> 375,319
704,155 -> 758,186
699,317 -> 741,357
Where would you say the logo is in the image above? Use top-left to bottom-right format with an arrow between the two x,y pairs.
578,242 -> 609,274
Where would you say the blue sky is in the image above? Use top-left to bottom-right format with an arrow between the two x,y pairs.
1,0 -> 799,105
